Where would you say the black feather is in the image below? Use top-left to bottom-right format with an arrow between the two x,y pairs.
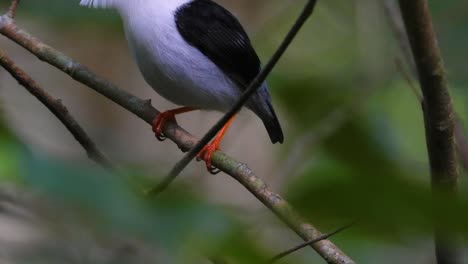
175,0 -> 260,87
175,0 -> 284,143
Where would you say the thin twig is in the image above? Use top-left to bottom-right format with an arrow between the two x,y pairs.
6,0 -> 19,19
151,0 -> 319,195
398,1 -> 460,263
268,223 -> 353,263
0,6 -> 354,264
275,87 -> 378,181
276,107 -> 347,180
0,49 -> 114,169
383,0 -> 416,75
394,57 -> 423,102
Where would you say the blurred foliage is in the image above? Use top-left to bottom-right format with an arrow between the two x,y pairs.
285,127 -> 468,240
2,138 -> 274,263
0,0 -> 467,263
0,112 -> 21,182
0,106 -> 273,263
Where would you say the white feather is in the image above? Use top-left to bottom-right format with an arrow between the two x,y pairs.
79,0 -> 283,142
79,0 -> 114,9
80,0 -> 247,111
125,0 -> 244,110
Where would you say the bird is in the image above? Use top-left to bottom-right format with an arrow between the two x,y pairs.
79,0 -> 284,173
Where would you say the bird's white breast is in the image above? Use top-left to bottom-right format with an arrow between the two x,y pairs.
120,1 -> 241,111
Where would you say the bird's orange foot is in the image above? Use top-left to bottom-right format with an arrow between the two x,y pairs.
196,114 -> 237,175
151,107 -> 197,141
152,111 -> 176,141
196,141 -> 221,175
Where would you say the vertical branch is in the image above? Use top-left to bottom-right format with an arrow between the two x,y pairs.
398,1 -> 460,264
385,0 -> 468,174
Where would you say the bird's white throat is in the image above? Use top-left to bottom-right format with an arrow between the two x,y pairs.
79,0 -> 116,9
79,0 -> 191,11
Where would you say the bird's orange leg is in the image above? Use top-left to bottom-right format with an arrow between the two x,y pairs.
152,107 -> 197,141
197,115 -> 236,174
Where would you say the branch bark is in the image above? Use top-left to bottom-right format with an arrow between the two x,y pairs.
384,0 -> 468,174
6,0 -> 19,19
268,223 -> 353,263
0,8 -> 354,264
0,49 -> 113,169
383,0 -> 416,74
398,1 -> 460,263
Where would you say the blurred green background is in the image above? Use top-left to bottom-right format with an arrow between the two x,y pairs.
0,0 -> 467,263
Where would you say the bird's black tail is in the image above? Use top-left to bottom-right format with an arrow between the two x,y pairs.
248,84 -> 284,144
261,101 -> 284,144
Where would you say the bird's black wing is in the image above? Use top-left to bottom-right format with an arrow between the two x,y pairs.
175,0 -> 261,88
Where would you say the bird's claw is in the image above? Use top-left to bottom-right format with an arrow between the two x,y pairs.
155,134 -> 167,141
197,143 -> 221,175
152,112 -> 175,141
207,166 -> 221,175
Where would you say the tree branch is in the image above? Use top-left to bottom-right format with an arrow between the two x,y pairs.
268,223 -> 353,263
155,0 -> 319,194
0,49 -> 114,169
385,0 -> 468,174
398,1 -> 460,263
0,6 -> 354,264
383,0 -> 416,74
6,0 -> 19,19
394,57 -> 423,102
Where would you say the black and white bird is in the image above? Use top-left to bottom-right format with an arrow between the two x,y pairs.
79,0 -> 283,172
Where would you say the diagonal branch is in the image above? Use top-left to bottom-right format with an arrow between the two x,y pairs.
155,0 -> 319,194
6,0 -> 19,19
383,0 -> 416,74
0,6 -> 354,264
398,1 -> 460,263
267,223 -> 353,264
0,49 -> 113,169
394,57 -> 423,102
